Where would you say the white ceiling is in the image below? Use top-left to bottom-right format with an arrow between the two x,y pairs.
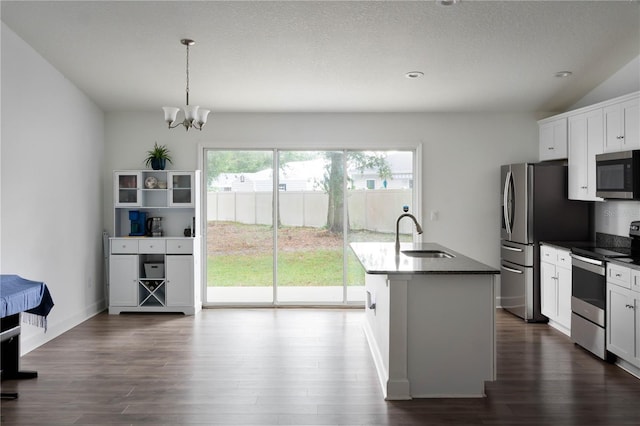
2,1 -> 639,114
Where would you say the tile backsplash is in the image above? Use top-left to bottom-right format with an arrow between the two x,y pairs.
595,200 -> 640,236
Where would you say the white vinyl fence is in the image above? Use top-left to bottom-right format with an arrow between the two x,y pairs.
207,189 -> 414,234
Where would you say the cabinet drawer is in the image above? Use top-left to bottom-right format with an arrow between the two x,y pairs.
608,263 -> 631,289
556,249 -> 571,268
138,239 -> 166,254
166,239 -> 193,254
540,245 -> 556,262
111,239 -> 138,254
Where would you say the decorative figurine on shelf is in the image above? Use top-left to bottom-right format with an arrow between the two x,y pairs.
144,142 -> 173,170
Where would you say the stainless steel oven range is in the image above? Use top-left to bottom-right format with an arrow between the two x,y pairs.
570,245 -> 631,360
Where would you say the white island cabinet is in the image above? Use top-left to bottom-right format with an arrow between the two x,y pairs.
351,242 -> 498,400
108,170 -> 201,315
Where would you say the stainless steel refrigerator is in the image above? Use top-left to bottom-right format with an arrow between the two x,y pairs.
500,162 -> 591,322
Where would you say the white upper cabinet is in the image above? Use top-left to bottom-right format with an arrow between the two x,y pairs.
603,95 -> 640,152
568,108 -> 604,201
168,172 -> 195,207
114,171 -> 142,207
542,91 -> 638,202
539,118 -> 568,161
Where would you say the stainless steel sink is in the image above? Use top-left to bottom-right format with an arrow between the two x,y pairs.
401,250 -> 455,259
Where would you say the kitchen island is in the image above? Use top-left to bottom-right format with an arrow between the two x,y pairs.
350,242 -> 499,400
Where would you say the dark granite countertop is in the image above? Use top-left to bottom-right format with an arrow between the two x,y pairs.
349,242 -> 499,275
541,233 -> 632,252
539,241 -> 593,251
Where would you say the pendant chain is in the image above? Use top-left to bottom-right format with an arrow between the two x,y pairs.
185,44 -> 190,106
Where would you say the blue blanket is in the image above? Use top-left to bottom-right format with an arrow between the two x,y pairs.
0,275 -> 55,328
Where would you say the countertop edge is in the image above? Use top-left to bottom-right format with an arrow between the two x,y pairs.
350,242 -> 499,275
366,270 -> 499,275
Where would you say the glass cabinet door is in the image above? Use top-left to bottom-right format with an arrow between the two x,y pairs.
115,171 -> 141,206
168,172 -> 194,206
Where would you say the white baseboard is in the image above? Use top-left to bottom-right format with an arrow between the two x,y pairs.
20,299 -> 106,355
362,319 -> 389,398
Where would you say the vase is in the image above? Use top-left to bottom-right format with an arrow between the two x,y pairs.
151,158 -> 166,170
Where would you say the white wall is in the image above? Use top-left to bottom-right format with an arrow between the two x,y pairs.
104,111 -> 539,270
1,23 -> 105,353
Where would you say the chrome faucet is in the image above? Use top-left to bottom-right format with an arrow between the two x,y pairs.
396,207 -> 423,254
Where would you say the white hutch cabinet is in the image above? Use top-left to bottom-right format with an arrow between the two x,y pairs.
108,170 -> 201,315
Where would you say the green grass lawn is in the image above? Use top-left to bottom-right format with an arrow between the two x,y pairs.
206,223 -> 410,288
208,249 -> 365,287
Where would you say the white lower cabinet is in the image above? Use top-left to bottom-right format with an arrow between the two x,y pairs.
109,238 -> 198,315
607,283 -> 636,361
541,261 -> 557,318
556,266 -> 572,328
606,262 -> 640,369
166,255 -> 193,307
109,255 -> 138,306
540,244 -> 572,335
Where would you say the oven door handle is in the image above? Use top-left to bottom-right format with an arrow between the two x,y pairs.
570,253 -> 604,266
570,254 -> 605,276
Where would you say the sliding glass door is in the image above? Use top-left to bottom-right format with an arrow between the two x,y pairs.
203,148 -> 416,305
346,151 -> 415,303
205,150 -> 274,303
277,151 -> 344,303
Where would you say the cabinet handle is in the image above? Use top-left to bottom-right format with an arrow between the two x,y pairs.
548,147 -> 554,150
625,304 -> 635,309
615,273 -> 622,278
581,186 -> 587,189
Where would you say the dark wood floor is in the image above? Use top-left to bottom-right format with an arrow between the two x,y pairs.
2,308 -> 640,425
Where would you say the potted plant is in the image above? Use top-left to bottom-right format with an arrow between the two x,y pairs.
144,142 -> 173,170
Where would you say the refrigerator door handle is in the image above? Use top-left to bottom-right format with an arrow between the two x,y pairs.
501,244 -> 523,252
503,170 -> 512,235
501,264 -> 523,274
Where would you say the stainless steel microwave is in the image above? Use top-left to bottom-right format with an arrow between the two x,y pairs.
595,150 -> 640,199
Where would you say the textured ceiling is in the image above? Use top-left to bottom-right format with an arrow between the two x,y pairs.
2,0 -> 639,113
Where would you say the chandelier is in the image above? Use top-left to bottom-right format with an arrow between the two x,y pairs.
162,39 -> 210,131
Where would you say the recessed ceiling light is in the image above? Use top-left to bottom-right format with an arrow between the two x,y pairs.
437,0 -> 460,6
405,71 -> 424,79
555,71 -> 573,78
